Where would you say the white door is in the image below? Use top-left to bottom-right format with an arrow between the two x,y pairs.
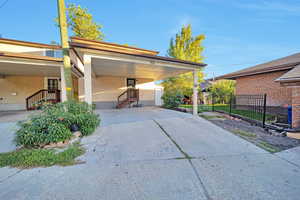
155,88 -> 163,106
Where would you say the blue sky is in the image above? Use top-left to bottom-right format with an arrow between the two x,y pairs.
0,0 -> 300,79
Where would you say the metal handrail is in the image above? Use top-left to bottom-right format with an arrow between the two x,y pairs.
117,88 -> 139,108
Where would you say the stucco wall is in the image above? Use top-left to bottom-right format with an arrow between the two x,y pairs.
78,76 -> 158,108
0,76 -> 44,110
235,70 -> 292,106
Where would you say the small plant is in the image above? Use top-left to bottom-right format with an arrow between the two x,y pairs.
15,100 -> 100,148
257,141 -> 280,153
232,129 -> 257,139
161,91 -> 184,109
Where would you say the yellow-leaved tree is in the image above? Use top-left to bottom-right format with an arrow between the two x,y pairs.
161,24 -> 205,107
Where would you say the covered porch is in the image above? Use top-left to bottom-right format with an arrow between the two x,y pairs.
0,51 -> 82,110
71,37 -> 205,115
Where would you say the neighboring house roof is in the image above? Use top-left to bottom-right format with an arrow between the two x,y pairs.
215,53 -> 300,80
275,65 -> 300,83
0,38 -> 61,49
70,37 -> 206,68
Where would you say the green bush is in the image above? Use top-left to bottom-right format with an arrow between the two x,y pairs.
15,100 -> 100,148
161,91 -> 184,109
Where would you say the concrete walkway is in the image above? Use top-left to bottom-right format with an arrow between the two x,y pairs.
0,111 -> 36,153
1,107 -> 300,200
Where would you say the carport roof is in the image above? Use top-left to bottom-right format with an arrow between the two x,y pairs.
70,37 -> 206,68
0,37 -> 61,49
0,51 -> 63,62
0,51 -> 83,77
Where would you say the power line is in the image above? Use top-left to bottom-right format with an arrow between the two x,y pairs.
0,0 -> 9,9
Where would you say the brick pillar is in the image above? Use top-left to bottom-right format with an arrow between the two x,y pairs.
292,86 -> 300,128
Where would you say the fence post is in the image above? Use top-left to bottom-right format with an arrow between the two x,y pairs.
212,94 -> 215,112
229,93 -> 232,115
262,93 -> 267,128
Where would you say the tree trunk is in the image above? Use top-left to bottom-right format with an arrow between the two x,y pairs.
57,0 -> 73,100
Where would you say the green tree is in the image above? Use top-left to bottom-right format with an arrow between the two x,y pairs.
209,80 -> 236,104
162,24 -> 205,103
57,4 -> 104,40
168,24 -> 205,63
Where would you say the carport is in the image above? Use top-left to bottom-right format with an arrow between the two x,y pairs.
71,37 -> 206,114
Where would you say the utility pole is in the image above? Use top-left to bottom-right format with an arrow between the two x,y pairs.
57,0 -> 73,100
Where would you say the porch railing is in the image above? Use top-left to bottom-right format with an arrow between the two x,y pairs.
26,89 -> 61,110
117,88 -> 139,108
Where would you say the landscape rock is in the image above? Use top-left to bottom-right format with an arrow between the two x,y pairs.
73,131 -> 82,138
69,136 -> 81,144
268,129 -> 286,137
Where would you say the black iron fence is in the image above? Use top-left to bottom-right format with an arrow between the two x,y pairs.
211,94 -> 290,128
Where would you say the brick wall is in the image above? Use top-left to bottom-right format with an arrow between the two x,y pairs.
292,87 -> 300,128
235,70 -> 292,106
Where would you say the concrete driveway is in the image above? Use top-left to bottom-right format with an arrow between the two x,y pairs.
1,107 -> 300,200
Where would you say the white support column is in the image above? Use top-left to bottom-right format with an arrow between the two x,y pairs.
193,69 -> 199,116
60,65 -> 67,102
84,55 -> 93,105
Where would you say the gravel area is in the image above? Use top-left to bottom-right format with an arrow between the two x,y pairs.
200,112 -> 300,152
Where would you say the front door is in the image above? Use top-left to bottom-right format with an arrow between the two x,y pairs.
126,78 -> 137,99
47,78 -> 59,92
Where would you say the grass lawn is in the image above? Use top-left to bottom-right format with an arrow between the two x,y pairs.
0,143 -> 85,169
179,104 -> 215,112
179,104 -> 275,122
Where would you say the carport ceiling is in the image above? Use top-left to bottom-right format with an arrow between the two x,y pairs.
0,61 -> 60,76
91,58 -> 192,80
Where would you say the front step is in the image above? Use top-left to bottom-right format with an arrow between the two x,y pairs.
116,98 -> 138,109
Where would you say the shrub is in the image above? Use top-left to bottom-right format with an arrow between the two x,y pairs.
15,100 -> 100,148
161,91 -> 184,109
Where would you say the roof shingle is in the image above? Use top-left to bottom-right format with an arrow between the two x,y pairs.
216,53 -> 300,80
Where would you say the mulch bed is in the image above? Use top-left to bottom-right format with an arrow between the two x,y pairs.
202,113 -> 300,152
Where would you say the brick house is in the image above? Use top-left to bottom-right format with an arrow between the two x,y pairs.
215,53 -> 300,128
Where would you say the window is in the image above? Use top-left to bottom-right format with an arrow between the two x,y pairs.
48,79 -> 59,92
45,50 -> 55,57
45,50 -> 62,58
127,78 -> 136,88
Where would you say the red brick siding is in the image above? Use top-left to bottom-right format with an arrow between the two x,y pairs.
292,87 -> 300,128
235,70 -> 292,106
